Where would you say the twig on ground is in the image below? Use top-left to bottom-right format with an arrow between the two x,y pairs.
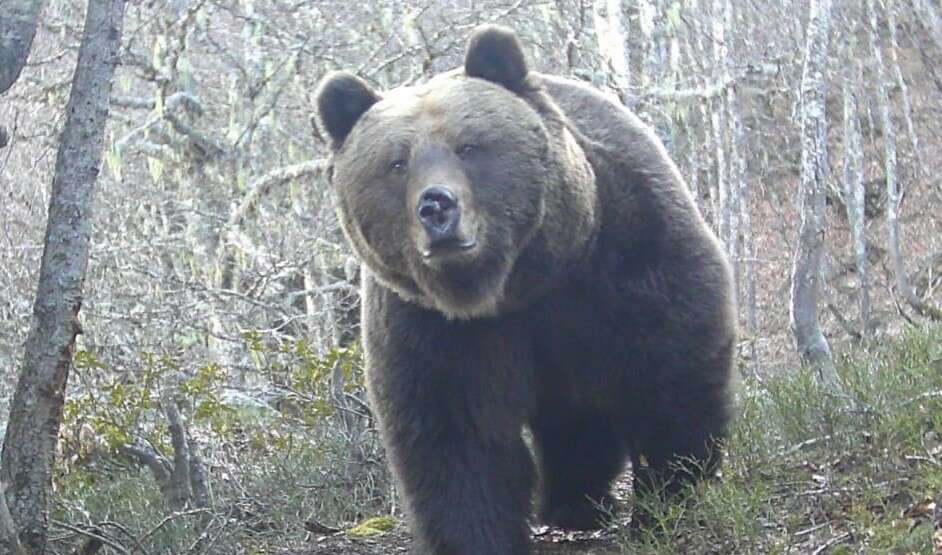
811,531 -> 852,555
139,508 -> 211,544
793,521 -> 832,538
778,435 -> 832,458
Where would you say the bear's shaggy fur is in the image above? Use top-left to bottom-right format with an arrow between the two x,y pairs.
317,25 -> 736,555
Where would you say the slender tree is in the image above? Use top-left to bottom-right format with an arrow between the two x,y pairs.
791,0 -> 837,383
0,1 -> 126,552
867,0 -> 942,321
842,51 -> 870,334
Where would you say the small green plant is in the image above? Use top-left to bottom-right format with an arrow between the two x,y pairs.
56,337 -> 389,554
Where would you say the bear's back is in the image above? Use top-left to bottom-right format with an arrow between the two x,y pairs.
536,74 -> 689,202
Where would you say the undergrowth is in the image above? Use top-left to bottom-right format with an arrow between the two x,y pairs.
621,325 -> 942,554
48,327 -> 942,554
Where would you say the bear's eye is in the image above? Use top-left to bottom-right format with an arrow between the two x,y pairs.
389,159 -> 408,174
457,144 -> 478,159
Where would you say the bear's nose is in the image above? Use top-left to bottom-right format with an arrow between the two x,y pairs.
417,186 -> 461,245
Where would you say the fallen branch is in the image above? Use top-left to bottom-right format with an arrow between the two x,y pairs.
778,435 -> 833,459
811,532 -> 852,555
49,520 -> 129,555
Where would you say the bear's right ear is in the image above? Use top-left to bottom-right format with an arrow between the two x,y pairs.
316,71 -> 381,149
464,25 -> 530,93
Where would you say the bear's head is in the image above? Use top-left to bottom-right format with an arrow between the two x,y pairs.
317,26 -> 597,319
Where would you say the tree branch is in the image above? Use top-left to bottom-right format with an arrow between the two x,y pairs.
0,482 -> 27,555
227,159 -> 327,228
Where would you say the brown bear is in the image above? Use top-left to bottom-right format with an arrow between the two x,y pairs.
316,25 -> 735,555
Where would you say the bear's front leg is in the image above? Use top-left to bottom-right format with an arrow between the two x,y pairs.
389,420 -> 534,555
362,279 -> 536,555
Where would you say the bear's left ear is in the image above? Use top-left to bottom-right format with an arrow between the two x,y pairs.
464,25 -> 530,93
316,71 -> 381,150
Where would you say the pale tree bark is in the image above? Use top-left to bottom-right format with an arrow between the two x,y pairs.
723,0 -> 752,372
867,0 -> 942,321
720,0 -> 742,299
886,3 -> 925,176
0,1 -> 125,553
591,0 -> 630,96
710,0 -> 732,263
638,0 -> 660,87
0,0 -> 45,93
913,0 -> 942,53
679,0 -> 714,222
911,0 -> 942,97
842,52 -> 870,334
791,0 -> 837,383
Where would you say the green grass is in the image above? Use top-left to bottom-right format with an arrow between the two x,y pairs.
52,424 -> 392,554
50,327 -> 942,554
619,325 -> 942,554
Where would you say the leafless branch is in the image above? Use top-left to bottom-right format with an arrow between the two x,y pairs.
0,482 -> 28,555
49,520 -> 130,555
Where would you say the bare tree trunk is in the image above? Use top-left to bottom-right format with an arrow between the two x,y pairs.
710,0 -> 732,266
0,0 -> 45,93
0,1 -> 125,552
591,0 -> 630,97
842,53 -> 870,334
721,0 -> 742,301
867,0 -> 942,321
913,0 -> 942,53
638,0 -> 660,87
886,4 -> 925,176
791,0 -> 837,383
162,395 -> 193,509
911,1 -> 942,98
724,0 -> 753,371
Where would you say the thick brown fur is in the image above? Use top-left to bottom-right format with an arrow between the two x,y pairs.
316,25 -> 736,555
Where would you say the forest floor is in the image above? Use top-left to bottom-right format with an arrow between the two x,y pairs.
296,474 -> 635,554
298,521 -> 627,554
285,327 -> 942,555
53,327 -> 942,554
